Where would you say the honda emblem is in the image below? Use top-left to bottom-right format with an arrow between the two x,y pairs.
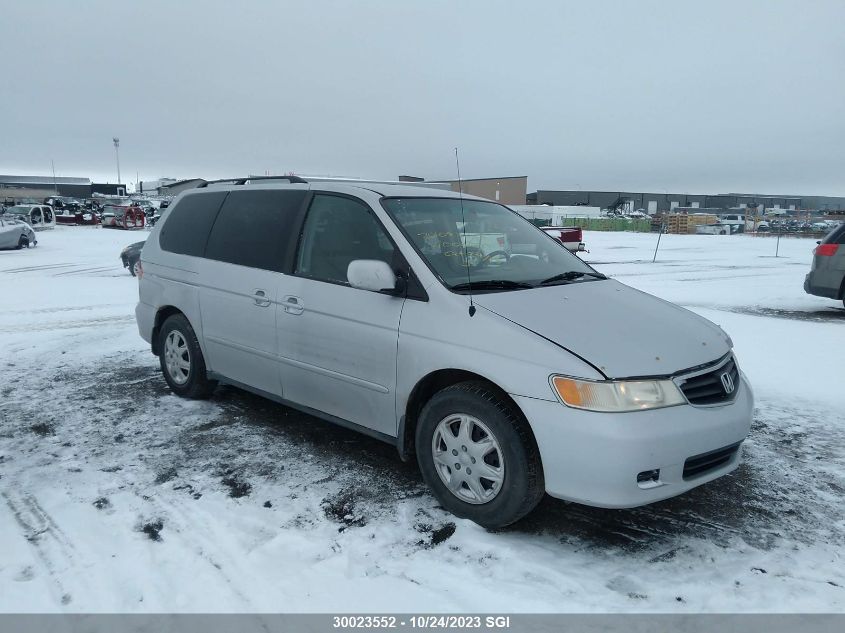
720,372 -> 735,394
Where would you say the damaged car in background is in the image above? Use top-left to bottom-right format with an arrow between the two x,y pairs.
0,216 -> 37,249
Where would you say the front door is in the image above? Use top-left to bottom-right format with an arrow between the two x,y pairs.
276,193 -> 404,436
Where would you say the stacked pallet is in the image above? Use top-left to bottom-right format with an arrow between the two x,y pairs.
666,213 -> 719,234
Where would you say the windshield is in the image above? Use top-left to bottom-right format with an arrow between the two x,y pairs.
382,197 -> 598,291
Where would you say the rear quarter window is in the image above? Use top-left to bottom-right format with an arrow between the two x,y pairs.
822,223 -> 845,245
203,189 -> 306,272
159,192 -> 228,256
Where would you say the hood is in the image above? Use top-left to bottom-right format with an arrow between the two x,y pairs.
473,279 -> 731,379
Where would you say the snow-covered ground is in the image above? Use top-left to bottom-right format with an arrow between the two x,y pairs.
0,227 -> 843,613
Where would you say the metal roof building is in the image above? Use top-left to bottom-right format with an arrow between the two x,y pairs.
0,174 -> 93,199
527,190 -> 845,213
0,174 -> 127,200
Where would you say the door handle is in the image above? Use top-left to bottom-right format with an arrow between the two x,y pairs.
253,289 -> 271,307
281,295 -> 304,315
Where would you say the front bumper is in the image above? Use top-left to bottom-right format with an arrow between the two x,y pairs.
513,374 -> 754,508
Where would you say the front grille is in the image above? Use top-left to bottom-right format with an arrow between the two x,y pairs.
678,356 -> 740,405
683,442 -> 741,480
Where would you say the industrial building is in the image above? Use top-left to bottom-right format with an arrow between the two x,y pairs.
526,190 -> 845,214
400,175 -> 527,205
0,174 -> 127,202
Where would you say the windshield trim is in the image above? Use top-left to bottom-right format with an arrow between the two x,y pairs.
379,195 -> 603,294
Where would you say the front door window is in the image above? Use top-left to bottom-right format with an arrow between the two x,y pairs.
296,194 -> 395,285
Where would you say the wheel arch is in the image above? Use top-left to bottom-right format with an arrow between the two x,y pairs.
151,305 -> 187,356
398,369 -> 539,463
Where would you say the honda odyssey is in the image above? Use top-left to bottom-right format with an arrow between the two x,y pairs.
135,178 -> 753,527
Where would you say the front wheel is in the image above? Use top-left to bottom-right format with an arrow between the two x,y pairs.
416,381 -> 544,528
158,314 -> 217,399
16,235 -> 29,250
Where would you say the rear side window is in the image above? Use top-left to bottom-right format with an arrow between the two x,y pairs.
823,223 -> 845,245
159,192 -> 227,256
204,189 -> 306,272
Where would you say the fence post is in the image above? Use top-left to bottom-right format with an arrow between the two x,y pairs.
653,222 -> 665,262
775,231 -> 781,257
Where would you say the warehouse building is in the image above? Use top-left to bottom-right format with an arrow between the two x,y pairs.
0,174 -> 127,201
527,190 -> 845,213
398,175 -> 527,205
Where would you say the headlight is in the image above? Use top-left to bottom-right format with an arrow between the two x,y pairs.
551,375 -> 686,412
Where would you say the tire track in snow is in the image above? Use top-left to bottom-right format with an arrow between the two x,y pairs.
140,491 -> 259,610
2,490 -> 78,605
0,263 -> 78,274
2,315 -> 136,333
52,266 -> 117,277
100,466 -> 260,610
681,303 -> 845,324
0,304 -> 119,315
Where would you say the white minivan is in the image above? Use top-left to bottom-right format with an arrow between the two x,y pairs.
136,179 -> 753,527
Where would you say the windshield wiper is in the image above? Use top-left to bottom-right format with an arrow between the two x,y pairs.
451,279 -> 534,292
538,271 -> 607,286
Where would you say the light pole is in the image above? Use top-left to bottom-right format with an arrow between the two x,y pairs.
113,137 -> 121,186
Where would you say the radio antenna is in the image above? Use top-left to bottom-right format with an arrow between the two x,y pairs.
455,147 -> 475,317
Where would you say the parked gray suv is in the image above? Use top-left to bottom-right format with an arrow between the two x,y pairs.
135,180 -> 753,527
805,222 -> 845,307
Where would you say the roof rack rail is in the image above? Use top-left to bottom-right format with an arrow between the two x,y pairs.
197,175 -> 308,188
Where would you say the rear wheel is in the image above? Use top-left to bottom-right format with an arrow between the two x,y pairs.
416,381 -> 544,528
158,314 -> 217,399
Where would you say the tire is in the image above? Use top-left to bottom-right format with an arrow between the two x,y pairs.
129,257 -> 141,277
158,314 -> 217,399
415,381 -> 544,529
16,235 -> 28,250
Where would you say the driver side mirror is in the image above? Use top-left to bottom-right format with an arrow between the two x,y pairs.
347,260 -> 401,294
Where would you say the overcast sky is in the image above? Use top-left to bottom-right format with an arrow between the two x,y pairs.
2,0 -> 844,195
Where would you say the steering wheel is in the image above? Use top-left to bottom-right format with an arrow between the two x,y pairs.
480,250 -> 510,266
463,248 -> 511,269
